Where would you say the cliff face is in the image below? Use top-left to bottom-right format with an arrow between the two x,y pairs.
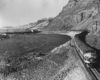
44,0 -> 100,31
42,0 -> 100,50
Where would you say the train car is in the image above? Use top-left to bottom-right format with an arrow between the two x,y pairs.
74,34 -> 97,67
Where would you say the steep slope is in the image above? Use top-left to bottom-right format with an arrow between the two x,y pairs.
43,0 -> 100,50
44,0 -> 100,31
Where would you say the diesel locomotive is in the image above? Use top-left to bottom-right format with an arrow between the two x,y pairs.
74,34 -> 97,67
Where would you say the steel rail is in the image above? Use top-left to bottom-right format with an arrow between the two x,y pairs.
73,38 -> 98,80
91,68 -> 100,80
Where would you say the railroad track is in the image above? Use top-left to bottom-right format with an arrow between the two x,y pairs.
91,68 -> 100,80
73,39 -> 100,80
74,45 -> 98,80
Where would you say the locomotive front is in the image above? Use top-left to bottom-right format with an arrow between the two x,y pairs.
83,50 -> 97,65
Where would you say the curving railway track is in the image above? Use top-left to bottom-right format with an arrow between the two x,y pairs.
73,37 -> 100,80
59,30 -> 100,80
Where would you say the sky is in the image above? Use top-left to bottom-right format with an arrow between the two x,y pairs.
0,0 -> 69,28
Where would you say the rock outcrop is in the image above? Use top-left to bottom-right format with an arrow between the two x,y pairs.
44,0 -> 100,31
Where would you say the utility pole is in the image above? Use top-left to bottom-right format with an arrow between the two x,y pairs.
96,21 -> 98,30
97,0 -> 100,13
97,4 -> 100,13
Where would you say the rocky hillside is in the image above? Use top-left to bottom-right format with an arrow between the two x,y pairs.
44,0 -> 100,31
41,0 -> 100,50
0,18 -> 53,33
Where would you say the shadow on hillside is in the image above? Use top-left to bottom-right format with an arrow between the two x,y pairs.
77,30 -> 100,69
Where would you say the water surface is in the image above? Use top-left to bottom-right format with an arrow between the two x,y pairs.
0,34 -> 71,58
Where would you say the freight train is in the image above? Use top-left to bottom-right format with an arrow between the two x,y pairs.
74,34 -> 97,67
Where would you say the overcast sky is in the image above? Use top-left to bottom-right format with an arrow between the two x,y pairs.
0,0 -> 69,28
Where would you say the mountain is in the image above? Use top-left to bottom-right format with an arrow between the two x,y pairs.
41,0 -> 100,50
0,18 -> 53,33
44,0 -> 100,31
1,0 -> 100,33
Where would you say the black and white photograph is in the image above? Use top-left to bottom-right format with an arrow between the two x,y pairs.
0,0 -> 100,80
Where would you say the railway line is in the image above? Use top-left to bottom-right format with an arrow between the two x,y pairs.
73,37 -> 100,80
59,30 -> 100,79
91,68 -> 100,80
